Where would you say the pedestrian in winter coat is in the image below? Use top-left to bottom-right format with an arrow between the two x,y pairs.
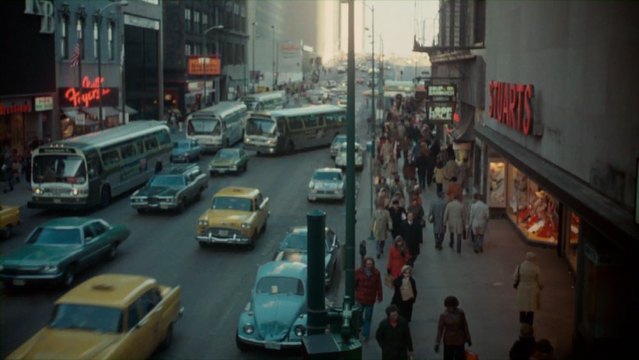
442,157 -> 459,194
355,257 -> 383,342
429,192 -> 448,250
469,193 -> 490,253
391,265 -> 417,322
372,200 -> 393,259
513,252 -> 543,326
444,198 -> 466,253
434,296 -> 472,360
400,211 -> 422,265
447,176 -> 463,202
387,236 -> 411,278
509,323 -> 536,360
388,199 -> 406,239
376,304 -> 414,360
434,160 -> 445,194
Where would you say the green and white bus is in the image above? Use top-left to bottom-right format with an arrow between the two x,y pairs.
242,91 -> 286,112
28,121 -> 172,210
244,104 -> 346,154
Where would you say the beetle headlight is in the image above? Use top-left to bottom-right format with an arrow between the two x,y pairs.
241,223 -> 250,229
34,187 -> 42,195
243,324 -> 255,335
294,325 -> 306,337
199,220 -> 209,226
43,265 -> 58,273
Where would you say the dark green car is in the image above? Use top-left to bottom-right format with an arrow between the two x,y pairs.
0,217 -> 130,289
208,148 -> 249,176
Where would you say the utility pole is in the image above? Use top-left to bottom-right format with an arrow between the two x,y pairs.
202,24 -> 224,107
271,25 -> 276,89
251,21 -> 257,93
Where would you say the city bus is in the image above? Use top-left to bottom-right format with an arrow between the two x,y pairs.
242,91 -> 286,112
244,104 -> 346,154
28,121 -> 172,210
186,101 -> 248,152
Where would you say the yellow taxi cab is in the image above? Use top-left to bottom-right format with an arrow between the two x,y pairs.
196,186 -> 269,249
0,203 -> 20,239
7,274 -> 184,360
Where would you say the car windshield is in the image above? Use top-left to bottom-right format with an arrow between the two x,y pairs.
246,117 -> 276,135
211,196 -> 252,211
149,175 -> 185,187
188,118 -> 221,135
27,227 -> 82,245
174,141 -> 192,149
255,276 -> 304,296
49,304 -> 122,333
281,232 -> 308,251
32,154 -> 87,184
215,150 -> 239,160
313,171 -> 342,181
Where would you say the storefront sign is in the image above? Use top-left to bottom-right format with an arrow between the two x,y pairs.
0,98 -> 32,115
428,103 -> 454,122
188,56 -> 221,76
34,96 -> 53,111
488,81 -> 535,136
428,85 -> 456,98
59,76 -> 119,108
24,0 -> 54,34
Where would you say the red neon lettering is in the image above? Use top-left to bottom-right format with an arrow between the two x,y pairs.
502,83 -> 510,125
509,85 -> 517,130
63,76 -> 111,107
516,84 -> 525,131
488,81 -> 495,118
522,85 -> 534,135
488,80 -> 535,136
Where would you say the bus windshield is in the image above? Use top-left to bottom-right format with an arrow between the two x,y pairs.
189,118 -> 221,135
32,155 -> 87,184
246,117 -> 276,135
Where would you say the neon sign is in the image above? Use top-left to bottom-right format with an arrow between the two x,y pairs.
58,76 -> 119,108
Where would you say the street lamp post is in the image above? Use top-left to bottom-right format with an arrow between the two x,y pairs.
202,24 -> 224,107
364,3 -> 375,234
271,25 -> 276,89
97,0 -> 128,130
251,21 -> 257,93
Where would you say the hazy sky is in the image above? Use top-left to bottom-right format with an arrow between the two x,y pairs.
368,0 -> 439,57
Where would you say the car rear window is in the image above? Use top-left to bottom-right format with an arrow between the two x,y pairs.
256,276 -> 304,296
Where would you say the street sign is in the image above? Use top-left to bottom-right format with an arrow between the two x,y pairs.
428,103 -> 455,122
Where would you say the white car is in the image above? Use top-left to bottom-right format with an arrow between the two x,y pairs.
307,168 -> 345,202
334,143 -> 364,171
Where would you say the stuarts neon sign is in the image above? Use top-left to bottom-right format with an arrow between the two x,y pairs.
64,76 -> 112,108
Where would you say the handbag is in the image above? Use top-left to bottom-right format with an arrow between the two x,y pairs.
513,265 -> 521,289
465,350 -> 479,360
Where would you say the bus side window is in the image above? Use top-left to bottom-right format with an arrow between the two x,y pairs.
303,115 -> 318,129
101,149 -> 121,167
144,137 -> 159,152
288,116 -> 303,131
87,157 -> 100,178
157,129 -> 171,145
120,142 -> 136,160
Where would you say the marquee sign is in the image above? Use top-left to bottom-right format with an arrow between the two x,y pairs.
488,81 -> 535,136
0,98 -> 32,115
188,56 -> 221,76
428,103 -> 454,122
427,85 -> 456,98
58,76 -> 119,108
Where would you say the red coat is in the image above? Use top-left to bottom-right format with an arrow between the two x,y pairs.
354,266 -> 383,305
387,245 -> 411,278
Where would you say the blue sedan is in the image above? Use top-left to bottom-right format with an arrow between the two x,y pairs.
171,139 -> 202,163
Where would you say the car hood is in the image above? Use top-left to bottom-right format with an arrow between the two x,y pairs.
2,245 -> 77,266
253,294 -> 305,341
8,328 -> 121,360
209,158 -> 237,167
312,180 -> 342,190
204,210 -> 251,226
171,148 -> 189,156
136,186 -> 179,197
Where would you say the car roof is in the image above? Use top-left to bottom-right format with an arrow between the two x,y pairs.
56,274 -> 158,308
314,167 -> 342,173
217,148 -> 240,154
159,163 -> 198,175
41,217 -> 96,228
257,261 -> 307,280
214,186 -> 260,198
287,225 -> 333,236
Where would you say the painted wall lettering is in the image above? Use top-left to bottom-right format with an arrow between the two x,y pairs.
488,81 -> 535,136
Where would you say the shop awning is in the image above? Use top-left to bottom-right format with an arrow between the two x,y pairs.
452,111 -> 475,143
123,105 -> 138,115
475,125 -> 639,252
83,107 -> 120,118
62,108 -> 81,119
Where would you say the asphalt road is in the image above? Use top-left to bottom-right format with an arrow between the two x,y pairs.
0,74 -> 375,359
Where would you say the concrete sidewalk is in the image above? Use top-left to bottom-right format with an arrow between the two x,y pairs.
358,185 -> 575,360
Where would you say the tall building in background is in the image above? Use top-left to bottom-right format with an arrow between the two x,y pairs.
164,0 -> 248,116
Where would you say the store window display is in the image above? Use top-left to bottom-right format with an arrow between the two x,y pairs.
488,160 -> 506,208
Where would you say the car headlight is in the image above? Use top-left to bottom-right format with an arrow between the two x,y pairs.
308,181 -> 315,190
241,223 -> 250,229
244,137 -> 252,143
199,220 -> 209,226
0,265 -> 4,271
231,165 -> 237,171
43,265 -> 58,273
266,138 -> 276,145
34,187 -> 42,195
243,324 -> 255,335
294,325 -> 306,337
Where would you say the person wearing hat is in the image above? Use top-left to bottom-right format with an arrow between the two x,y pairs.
513,252 -> 543,326
391,264 -> 417,322
509,324 -> 536,360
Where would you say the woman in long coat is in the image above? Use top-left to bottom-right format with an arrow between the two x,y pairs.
513,252 -> 543,326
387,236 -> 411,279
372,200 -> 393,259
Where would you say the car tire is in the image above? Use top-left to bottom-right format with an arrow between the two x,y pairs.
107,243 -> 118,261
247,233 -> 256,250
137,208 -> 147,215
286,141 -> 295,154
177,199 -> 186,213
100,187 -> 111,208
195,190 -> 203,202
261,220 -> 267,233
160,323 -> 174,349
61,266 -> 76,288
236,332 -> 251,352
243,163 -> 248,173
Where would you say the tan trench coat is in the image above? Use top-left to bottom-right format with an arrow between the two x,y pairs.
513,260 -> 543,311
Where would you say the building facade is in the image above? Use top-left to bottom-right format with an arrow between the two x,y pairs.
417,1 -> 639,358
164,0 -> 248,116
